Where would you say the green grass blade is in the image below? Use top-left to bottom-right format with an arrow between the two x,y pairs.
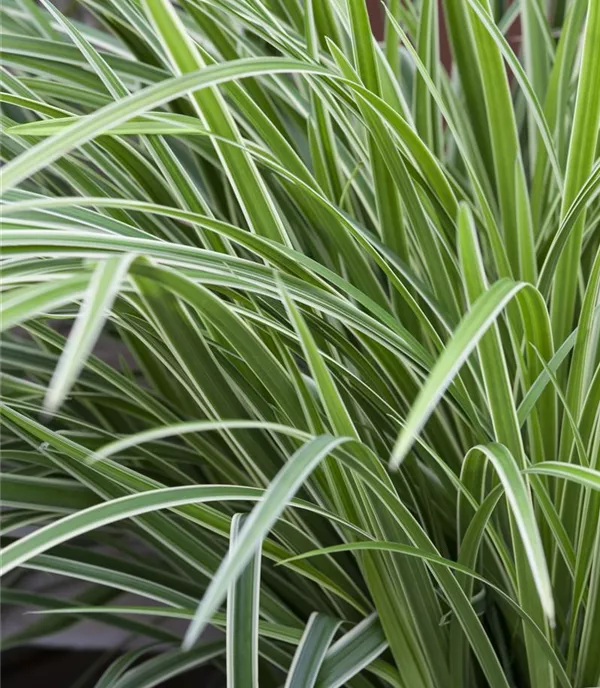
182,435 -> 348,649
551,0 -> 600,345
467,443 -> 554,623
526,463 -> 600,491
0,58 -> 330,192
44,254 -> 133,414
285,613 -> 341,688
316,614 -> 388,688
110,642 -> 225,688
95,648 -> 155,688
227,513 -> 261,688
142,0 -> 288,244
390,278 -> 527,468
280,540 -> 569,687
0,275 -> 90,332
2,1 -> 598,684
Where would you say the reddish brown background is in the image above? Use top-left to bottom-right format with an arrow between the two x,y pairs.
366,0 -> 521,72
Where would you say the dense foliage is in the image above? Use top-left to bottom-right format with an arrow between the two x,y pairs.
1,0 -> 599,686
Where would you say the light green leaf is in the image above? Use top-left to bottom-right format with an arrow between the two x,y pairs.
227,513 -> 261,688
0,58 -> 331,192
1,275 -> 90,332
44,254 -> 134,414
285,613 -> 341,688
316,614 -> 389,688
182,435 -> 349,649
390,279 -> 527,468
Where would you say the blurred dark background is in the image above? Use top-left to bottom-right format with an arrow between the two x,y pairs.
2,648 -> 224,687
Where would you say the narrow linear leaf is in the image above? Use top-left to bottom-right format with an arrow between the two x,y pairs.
285,613 -> 341,688
44,254 -> 134,414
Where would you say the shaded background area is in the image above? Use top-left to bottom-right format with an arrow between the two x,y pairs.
2,648 -> 224,687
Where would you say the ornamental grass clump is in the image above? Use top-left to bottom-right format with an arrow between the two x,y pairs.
1,0 -> 599,686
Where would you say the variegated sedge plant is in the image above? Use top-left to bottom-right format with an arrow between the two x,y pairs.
1,0 -> 599,686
